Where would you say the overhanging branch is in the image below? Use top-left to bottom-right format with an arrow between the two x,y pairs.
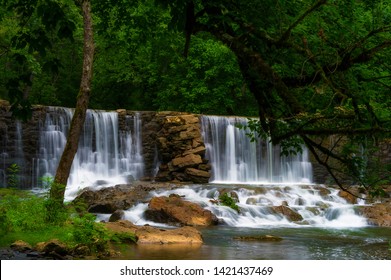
278,0 -> 328,43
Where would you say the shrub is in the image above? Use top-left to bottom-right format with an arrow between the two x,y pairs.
71,213 -> 111,252
6,163 -> 20,188
218,193 -> 240,213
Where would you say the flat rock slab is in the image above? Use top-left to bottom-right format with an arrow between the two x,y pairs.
104,220 -> 203,244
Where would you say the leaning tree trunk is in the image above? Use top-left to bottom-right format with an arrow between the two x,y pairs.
50,0 -> 94,204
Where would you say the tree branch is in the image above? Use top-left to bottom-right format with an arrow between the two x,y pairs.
302,135 -> 365,199
278,0 -> 328,44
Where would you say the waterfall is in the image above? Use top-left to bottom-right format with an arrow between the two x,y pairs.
201,116 -> 313,184
33,107 -> 144,199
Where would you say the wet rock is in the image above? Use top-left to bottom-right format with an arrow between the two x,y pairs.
145,196 -> 219,226
315,201 -> 330,210
356,202 -> 391,227
338,190 -> 357,204
305,206 -> 321,215
270,205 -> 303,222
35,239 -> 70,259
295,197 -> 306,206
0,248 -> 47,260
246,197 -> 258,205
317,187 -> 331,198
10,240 -> 33,252
104,220 -> 203,244
73,183 -> 163,213
136,226 -> 203,244
109,210 -> 125,222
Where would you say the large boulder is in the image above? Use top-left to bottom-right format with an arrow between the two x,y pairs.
73,183 -> 165,213
270,205 -> 303,222
104,220 -> 203,244
145,196 -> 219,226
356,202 -> 391,227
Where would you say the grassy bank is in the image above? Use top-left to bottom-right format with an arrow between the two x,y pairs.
0,188 -> 135,254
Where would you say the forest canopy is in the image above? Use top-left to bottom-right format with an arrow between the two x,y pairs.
0,0 -> 257,116
1,0 -> 391,193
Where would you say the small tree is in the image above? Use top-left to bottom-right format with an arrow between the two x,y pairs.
51,0 -> 94,204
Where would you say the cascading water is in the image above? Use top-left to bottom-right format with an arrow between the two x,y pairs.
33,107 -> 144,200
119,184 -> 368,228
22,109 -> 368,227
201,116 -> 313,184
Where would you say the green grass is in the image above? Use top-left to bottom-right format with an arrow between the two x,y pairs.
0,225 -> 73,247
0,188 -> 136,254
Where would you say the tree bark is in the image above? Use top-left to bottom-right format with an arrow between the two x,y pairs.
50,0 -> 94,203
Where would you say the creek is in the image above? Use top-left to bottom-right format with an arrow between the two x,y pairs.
117,226 -> 391,260
99,183 -> 391,260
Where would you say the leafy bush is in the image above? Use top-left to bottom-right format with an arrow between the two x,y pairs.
219,193 -> 240,213
0,187 -> 136,255
0,191 -> 69,233
71,213 -> 110,252
6,163 -> 20,188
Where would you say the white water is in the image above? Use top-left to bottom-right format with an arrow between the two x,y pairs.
5,108 -> 368,227
121,184 -> 368,228
33,107 -> 144,200
201,116 -> 313,184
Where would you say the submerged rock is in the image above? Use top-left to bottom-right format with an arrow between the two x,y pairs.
233,235 -> 283,242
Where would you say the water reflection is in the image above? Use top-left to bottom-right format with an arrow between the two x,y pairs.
113,226 -> 391,260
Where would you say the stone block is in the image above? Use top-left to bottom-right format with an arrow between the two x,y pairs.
172,154 -> 202,168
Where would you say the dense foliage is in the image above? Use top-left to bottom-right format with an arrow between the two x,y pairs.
0,0 -> 257,116
0,187 -> 136,251
0,0 -> 390,192
158,0 -> 391,191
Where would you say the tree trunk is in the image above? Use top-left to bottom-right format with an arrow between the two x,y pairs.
50,0 -> 94,204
